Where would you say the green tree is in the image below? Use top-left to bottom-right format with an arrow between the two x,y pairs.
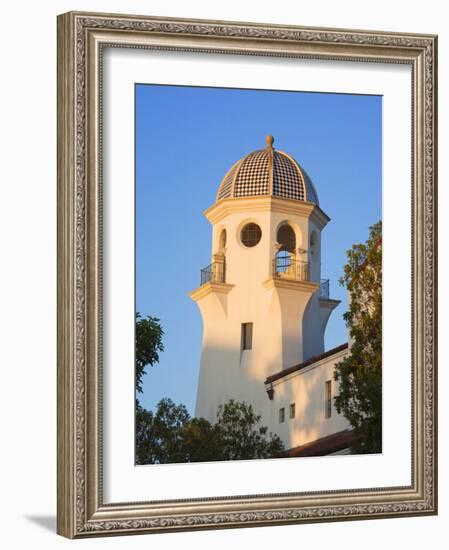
179,417 -> 223,463
136,398 -> 190,464
135,313 -> 164,394
334,221 -> 382,454
215,399 -> 285,460
136,400 -> 155,465
134,313 -> 284,463
136,398 -> 285,465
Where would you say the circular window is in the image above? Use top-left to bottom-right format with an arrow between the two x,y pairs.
241,223 -> 262,247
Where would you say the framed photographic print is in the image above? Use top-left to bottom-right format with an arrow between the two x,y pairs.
57,11 -> 437,538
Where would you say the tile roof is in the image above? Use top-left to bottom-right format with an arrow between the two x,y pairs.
287,429 -> 356,457
265,343 -> 349,385
216,136 -> 319,205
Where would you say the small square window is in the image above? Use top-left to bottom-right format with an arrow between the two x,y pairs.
279,407 -> 285,423
241,323 -> 253,350
289,403 -> 296,419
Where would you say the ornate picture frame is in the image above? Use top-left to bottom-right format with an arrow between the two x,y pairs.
57,11 -> 437,538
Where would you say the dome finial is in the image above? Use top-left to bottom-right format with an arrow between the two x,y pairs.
265,135 -> 274,149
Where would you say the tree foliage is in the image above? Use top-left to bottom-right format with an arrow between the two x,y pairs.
135,312 -> 164,394
334,221 -> 382,454
136,398 -> 285,465
134,313 -> 284,463
216,400 -> 285,460
136,398 -> 190,464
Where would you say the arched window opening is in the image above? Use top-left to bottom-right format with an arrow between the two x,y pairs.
277,224 -> 296,253
275,224 -> 296,274
219,228 -> 227,252
310,231 -> 318,259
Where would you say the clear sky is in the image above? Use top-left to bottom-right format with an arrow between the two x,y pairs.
136,84 -> 382,414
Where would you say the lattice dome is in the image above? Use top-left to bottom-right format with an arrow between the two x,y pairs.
216,136 -> 319,205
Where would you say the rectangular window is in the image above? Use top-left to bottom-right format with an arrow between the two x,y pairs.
325,380 -> 332,419
279,408 -> 285,423
241,322 -> 253,350
289,403 -> 296,419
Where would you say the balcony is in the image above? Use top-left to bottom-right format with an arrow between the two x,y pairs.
200,261 -> 226,286
198,258 -> 331,300
190,259 -> 233,303
272,257 -> 331,299
272,256 -> 310,281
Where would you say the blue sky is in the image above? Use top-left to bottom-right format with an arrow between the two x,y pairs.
136,84 -> 382,414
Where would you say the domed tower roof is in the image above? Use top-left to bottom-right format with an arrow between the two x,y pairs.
216,136 -> 319,205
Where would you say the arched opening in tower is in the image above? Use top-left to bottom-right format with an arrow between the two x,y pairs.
275,224 -> 296,275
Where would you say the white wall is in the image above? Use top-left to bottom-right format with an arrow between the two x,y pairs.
0,1 -> 446,549
269,348 -> 350,448
194,199 -> 327,423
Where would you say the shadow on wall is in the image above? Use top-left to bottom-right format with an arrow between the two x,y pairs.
269,368 -> 333,449
196,340 -> 353,453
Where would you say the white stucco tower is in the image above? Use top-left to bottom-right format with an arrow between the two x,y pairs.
190,136 -> 341,432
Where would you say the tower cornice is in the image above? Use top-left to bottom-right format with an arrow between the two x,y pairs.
189,281 -> 235,302
319,297 -> 341,310
204,196 -> 330,228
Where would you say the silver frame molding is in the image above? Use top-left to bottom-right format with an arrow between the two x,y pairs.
57,11 -> 438,538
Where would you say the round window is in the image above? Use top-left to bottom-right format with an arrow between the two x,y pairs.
241,223 -> 262,247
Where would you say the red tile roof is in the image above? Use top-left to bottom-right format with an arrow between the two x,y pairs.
287,429 -> 356,457
265,342 -> 348,385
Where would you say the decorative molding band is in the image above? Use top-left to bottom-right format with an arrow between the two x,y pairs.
189,282 -> 235,302
204,196 -> 330,227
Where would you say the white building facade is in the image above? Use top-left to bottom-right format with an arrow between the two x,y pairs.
190,136 -> 352,456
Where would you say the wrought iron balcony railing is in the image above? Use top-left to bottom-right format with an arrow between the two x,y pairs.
319,278 -> 330,299
200,261 -> 226,286
272,257 -> 310,281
